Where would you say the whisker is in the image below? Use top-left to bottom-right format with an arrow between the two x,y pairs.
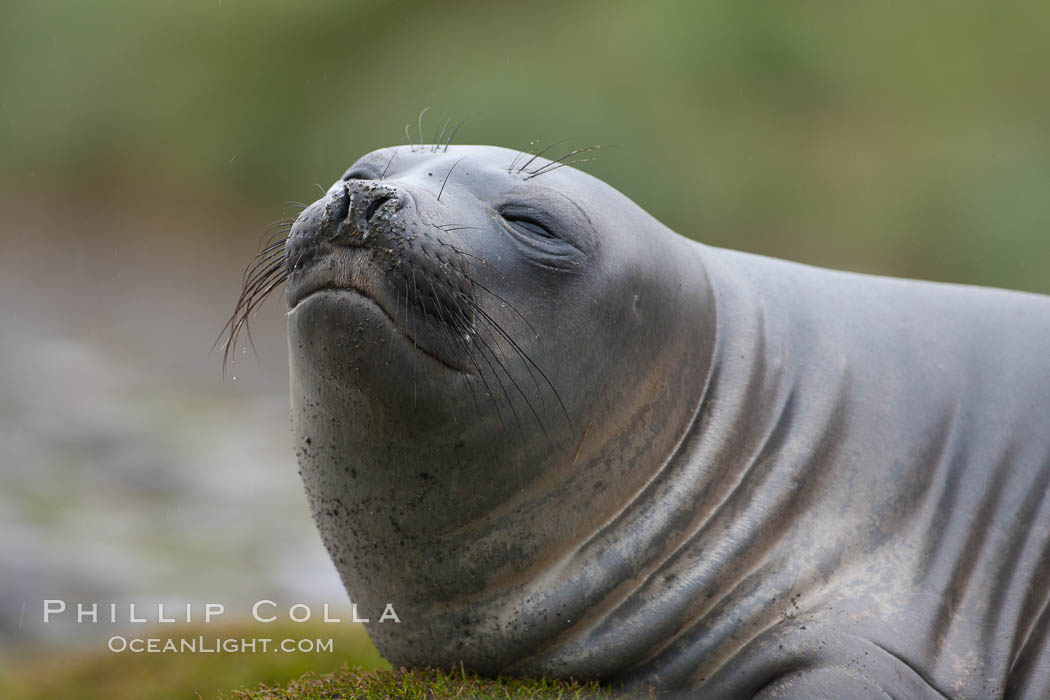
417,106 -> 430,153
219,228 -> 293,377
243,249 -> 287,279
406,273 -> 485,422
507,150 -> 526,172
516,139 -> 566,174
421,242 -> 538,337
415,236 -> 567,437
454,292 -> 542,397
455,291 -> 572,434
221,268 -> 288,375
409,267 -> 423,407
526,145 -> 603,177
431,114 -> 450,153
258,228 -> 292,249
443,112 -> 479,152
524,157 -> 599,180
235,264 -> 286,322
389,284 -> 401,359
451,317 -> 505,427
380,149 -> 398,180
460,312 -> 521,432
432,276 -> 549,445
417,270 -> 460,426
254,238 -> 290,260
228,257 -> 285,330
437,157 -> 465,202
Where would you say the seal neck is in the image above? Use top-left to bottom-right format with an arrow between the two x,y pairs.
504,243 -> 851,682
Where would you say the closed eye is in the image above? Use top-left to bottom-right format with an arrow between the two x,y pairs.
503,214 -> 557,240
497,204 -> 583,270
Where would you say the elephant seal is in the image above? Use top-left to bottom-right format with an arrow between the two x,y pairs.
255,143 -> 1050,697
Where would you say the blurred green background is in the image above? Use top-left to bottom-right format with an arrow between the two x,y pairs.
2,1 -> 1049,697
4,0 -> 1049,288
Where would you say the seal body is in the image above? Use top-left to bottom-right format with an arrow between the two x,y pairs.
283,144 -> 1050,697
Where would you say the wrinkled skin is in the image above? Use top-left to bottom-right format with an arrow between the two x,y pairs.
284,145 -> 1050,698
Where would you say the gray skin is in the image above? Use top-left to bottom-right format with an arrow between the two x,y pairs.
283,144 -> 1050,698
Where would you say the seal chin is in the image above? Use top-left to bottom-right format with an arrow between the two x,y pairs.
285,261 -> 363,311
286,254 -> 476,376
291,288 -> 474,375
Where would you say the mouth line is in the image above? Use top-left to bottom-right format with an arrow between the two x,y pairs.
289,282 -> 476,375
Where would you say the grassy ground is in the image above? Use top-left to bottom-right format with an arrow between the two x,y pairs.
0,622 -> 641,699
224,665 -> 635,700
0,627 -> 636,700
0,622 -> 387,700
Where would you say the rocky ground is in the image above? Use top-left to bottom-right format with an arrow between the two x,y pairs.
0,193 -> 346,650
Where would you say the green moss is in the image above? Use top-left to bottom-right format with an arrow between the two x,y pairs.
0,623 -> 648,699
223,665 -> 641,700
0,622 -> 386,700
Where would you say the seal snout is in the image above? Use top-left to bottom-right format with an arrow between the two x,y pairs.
363,192 -> 394,224
285,182 -> 406,274
288,181 -> 403,252
334,181 -> 404,248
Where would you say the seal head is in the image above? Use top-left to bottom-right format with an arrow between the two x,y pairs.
284,145 -> 712,672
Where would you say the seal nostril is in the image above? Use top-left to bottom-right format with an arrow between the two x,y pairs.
329,187 -> 350,226
365,194 -> 393,223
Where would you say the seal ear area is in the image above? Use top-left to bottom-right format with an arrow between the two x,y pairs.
341,164 -> 382,182
341,169 -> 373,181
340,147 -> 399,182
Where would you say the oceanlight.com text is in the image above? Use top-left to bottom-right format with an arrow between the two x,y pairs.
107,635 -> 335,653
